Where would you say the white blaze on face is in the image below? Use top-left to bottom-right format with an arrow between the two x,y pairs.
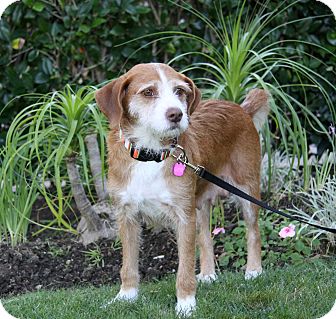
128,64 -> 190,149
155,66 -> 189,133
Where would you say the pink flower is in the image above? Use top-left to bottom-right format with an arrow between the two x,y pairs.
279,224 -> 296,238
212,227 -> 225,235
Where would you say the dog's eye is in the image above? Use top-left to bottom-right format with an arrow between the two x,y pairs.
142,88 -> 155,97
175,87 -> 186,96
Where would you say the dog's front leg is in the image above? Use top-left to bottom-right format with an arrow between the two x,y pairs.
175,210 -> 197,317
114,215 -> 141,301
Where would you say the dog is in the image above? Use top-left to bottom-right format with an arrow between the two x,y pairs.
95,63 -> 269,316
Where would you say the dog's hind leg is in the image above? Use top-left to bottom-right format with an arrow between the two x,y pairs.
236,184 -> 262,280
196,200 -> 217,283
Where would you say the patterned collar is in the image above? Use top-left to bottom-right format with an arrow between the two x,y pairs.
119,129 -> 177,162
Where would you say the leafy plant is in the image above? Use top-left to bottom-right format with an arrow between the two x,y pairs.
47,241 -> 68,257
83,245 -> 104,268
111,237 -> 122,251
215,214 -> 320,271
3,85 -> 117,245
0,0 -> 205,140
0,144 -> 39,246
289,176 -> 336,246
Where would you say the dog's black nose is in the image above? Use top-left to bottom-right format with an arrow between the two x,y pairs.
166,107 -> 183,123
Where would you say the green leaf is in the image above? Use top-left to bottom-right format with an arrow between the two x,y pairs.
0,52 -> 10,65
12,5 -> 23,24
110,25 -> 124,36
327,31 -> 336,46
295,240 -> 306,253
92,18 -> 106,28
219,255 -> 230,267
28,50 -> 39,62
232,227 -> 244,235
78,1 -> 93,15
224,242 -> 234,252
233,258 -> 245,268
35,72 -> 49,84
32,1 -> 45,12
290,252 -> 303,262
79,24 -> 91,34
0,26 -> 10,41
42,58 -> 53,75
51,22 -> 62,37
22,0 -> 34,6
135,7 -> 151,14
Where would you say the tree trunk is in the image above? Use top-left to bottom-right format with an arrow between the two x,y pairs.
84,133 -> 107,201
66,155 -> 116,245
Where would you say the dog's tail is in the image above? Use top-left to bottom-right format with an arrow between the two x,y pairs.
241,89 -> 270,131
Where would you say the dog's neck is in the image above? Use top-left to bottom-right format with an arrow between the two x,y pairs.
120,125 -> 178,153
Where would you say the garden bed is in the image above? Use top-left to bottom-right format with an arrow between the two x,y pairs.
1,197 -> 334,299
0,226 -> 183,298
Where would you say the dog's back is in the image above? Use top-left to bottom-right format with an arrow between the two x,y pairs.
183,89 -> 270,202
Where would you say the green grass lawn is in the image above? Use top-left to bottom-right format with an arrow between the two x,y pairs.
3,261 -> 335,319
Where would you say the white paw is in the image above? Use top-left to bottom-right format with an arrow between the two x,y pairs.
102,288 -> 138,308
175,295 -> 196,317
114,287 -> 138,301
196,273 -> 218,283
245,269 -> 262,280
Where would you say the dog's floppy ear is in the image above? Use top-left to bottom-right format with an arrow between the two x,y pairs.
95,76 -> 128,127
182,74 -> 201,115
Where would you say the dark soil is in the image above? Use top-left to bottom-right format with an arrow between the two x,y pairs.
0,198 -> 228,298
0,227 -> 182,298
0,226 -> 229,298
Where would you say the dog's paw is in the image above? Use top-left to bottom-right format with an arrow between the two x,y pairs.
175,295 -> 196,317
102,288 -> 139,308
245,269 -> 262,280
196,273 -> 218,283
114,288 -> 139,301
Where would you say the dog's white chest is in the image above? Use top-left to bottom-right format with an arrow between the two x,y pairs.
118,161 -> 173,216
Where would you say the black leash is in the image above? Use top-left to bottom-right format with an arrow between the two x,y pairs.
172,146 -> 336,234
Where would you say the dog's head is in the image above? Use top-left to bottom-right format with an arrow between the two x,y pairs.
95,63 -> 200,144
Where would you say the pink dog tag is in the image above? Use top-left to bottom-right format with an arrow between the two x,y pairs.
172,162 -> 186,177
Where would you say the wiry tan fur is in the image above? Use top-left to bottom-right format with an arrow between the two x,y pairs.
95,63 -> 270,316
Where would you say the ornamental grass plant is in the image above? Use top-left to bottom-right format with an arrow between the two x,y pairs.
0,144 -> 38,247
0,85 -> 116,246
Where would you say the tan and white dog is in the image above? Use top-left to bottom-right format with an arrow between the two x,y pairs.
95,63 -> 269,316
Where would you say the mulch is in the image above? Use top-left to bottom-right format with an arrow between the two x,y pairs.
0,227 -> 184,298
0,197 -> 230,299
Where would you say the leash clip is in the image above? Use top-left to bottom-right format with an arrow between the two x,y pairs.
171,145 -> 205,177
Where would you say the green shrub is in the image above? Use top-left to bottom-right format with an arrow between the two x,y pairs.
0,0 -> 335,152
